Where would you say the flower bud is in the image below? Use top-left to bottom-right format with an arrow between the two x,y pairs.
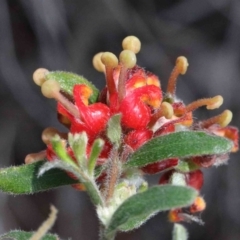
190,196 -> 206,213
124,129 -> 153,150
185,170 -> 204,190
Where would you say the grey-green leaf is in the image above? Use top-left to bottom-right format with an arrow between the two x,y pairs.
0,161 -> 78,194
105,185 -> 197,236
0,230 -> 59,240
46,71 -> 99,103
172,224 -> 189,240
125,131 -> 233,168
107,114 -> 122,146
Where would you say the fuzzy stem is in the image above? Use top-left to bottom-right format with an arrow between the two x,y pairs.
99,225 -> 116,240
84,179 -> 104,206
105,148 -> 119,204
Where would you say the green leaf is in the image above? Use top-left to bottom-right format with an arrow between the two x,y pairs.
0,230 -> 59,240
105,185 -> 197,236
88,138 -> 104,176
0,161 -> 78,194
107,114 -> 122,146
38,160 -> 104,206
68,132 -> 88,168
51,135 -> 77,168
94,165 -> 105,179
46,71 -> 99,103
172,224 -> 188,240
125,131 -> 233,168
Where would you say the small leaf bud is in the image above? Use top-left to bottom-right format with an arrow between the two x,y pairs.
190,196 -> 206,213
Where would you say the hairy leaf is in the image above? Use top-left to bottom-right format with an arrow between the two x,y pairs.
46,71 -> 99,103
0,161 -> 78,194
126,131 -> 233,167
105,185 -> 197,236
0,230 -> 59,240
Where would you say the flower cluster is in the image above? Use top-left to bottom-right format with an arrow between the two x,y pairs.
26,36 -> 238,226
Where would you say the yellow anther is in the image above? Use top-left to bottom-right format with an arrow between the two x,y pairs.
92,52 -> 105,72
101,52 -> 118,68
122,36 -> 141,54
41,79 -> 60,98
33,68 -> 49,86
161,102 -> 173,119
206,95 -> 223,110
218,110 -> 232,127
119,50 -> 137,69
176,56 -> 189,75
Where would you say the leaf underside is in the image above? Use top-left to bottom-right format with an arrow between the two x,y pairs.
126,131 -> 233,168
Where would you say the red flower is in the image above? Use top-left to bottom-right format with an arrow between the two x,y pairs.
58,84 -> 111,141
28,36 -> 239,235
119,85 -> 162,129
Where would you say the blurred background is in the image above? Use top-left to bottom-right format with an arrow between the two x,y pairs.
0,0 -> 239,239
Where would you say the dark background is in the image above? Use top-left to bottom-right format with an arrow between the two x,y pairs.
0,0 -> 239,239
